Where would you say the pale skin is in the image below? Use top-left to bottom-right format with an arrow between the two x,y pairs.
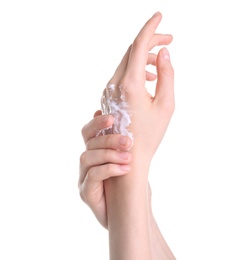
79,12 -> 175,259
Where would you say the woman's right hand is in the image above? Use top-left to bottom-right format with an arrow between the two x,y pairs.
78,111 -> 133,228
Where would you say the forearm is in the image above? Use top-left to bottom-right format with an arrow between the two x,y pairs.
105,152 -> 175,260
105,154 -> 152,260
149,206 -> 176,260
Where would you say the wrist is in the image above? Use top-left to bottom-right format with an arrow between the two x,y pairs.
129,144 -> 152,169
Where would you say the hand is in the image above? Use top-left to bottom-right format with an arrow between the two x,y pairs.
104,12 -> 174,163
78,111 -> 133,228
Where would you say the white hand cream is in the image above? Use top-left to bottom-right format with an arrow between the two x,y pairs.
98,83 -> 133,139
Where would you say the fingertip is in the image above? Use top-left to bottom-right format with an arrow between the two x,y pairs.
161,47 -> 170,61
119,136 -> 133,150
94,111 -> 114,126
150,11 -> 162,25
146,71 -> 157,81
154,47 -> 174,107
157,47 -> 174,79
152,11 -> 162,19
101,114 -> 112,123
165,34 -> 173,43
93,110 -> 102,118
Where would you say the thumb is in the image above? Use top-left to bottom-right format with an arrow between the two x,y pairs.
154,47 -> 175,110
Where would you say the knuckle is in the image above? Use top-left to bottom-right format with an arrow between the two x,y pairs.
87,167 -> 97,180
79,171 -> 97,205
132,36 -> 144,49
160,65 -> 174,79
80,190 -> 91,205
81,123 -> 90,142
105,134 -> 115,147
85,139 -> 91,150
168,66 -> 175,78
121,75 -> 142,95
79,151 -> 87,165
81,124 -> 87,137
105,164 -> 113,177
79,183 -> 88,203
102,150 -> 110,162
79,189 -> 87,203
122,73 -> 138,85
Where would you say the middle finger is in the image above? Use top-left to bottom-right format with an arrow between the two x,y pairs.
86,134 -> 133,152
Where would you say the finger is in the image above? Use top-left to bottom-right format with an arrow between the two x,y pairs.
147,53 -> 157,66
146,53 -> 157,81
126,12 -> 163,79
149,34 -> 173,52
108,33 -> 170,85
79,163 -> 130,204
80,149 -> 131,170
86,163 -> 130,183
153,47 -> 175,111
146,71 -> 157,81
93,110 -> 102,117
81,114 -> 114,143
86,134 -> 133,152
79,149 -> 131,183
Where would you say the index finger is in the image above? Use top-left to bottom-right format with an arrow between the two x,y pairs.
126,12 -> 163,78
81,113 -> 114,144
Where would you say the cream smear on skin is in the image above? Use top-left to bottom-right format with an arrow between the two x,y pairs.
98,83 -> 133,139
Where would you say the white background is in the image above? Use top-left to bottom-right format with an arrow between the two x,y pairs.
0,0 -> 249,259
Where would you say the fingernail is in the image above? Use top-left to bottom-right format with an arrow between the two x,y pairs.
153,11 -> 160,17
162,48 -> 170,60
119,136 -> 129,145
119,165 -> 130,172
